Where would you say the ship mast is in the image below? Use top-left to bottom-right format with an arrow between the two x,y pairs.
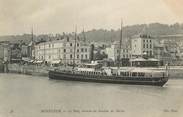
82,27 -> 86,42
31,27 -> 35,60
73,26 -> 77,70
118,20 -> 123,69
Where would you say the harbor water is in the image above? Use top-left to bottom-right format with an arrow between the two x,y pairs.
0,73 -> 183,117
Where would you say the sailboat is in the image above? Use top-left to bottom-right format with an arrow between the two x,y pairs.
48,23 -> 169,86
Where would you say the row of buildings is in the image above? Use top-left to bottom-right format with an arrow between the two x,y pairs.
33,34 -> 156,65
105,34 -> 183,65
1,34 -> 183,66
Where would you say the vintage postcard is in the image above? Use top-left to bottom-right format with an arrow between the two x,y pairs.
0,0 -> 183,117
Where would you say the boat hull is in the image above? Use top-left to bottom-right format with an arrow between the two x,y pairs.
48,70 -> 168,87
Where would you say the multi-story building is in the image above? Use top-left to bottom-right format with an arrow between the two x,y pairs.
106,41 -> 131,61
34,36 -> 90,64
0,41 -> 11,62
131,35 -> 154,58
153,41 -> 165,60
21,44 -> 29,57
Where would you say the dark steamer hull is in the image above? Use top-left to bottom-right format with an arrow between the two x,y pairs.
49,71 -> 168,87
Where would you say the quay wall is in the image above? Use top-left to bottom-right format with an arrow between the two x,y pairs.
168,67 -> 183,79
0,62 -> 4,72
8,64 -> 50,77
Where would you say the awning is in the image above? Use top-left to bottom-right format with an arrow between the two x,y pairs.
22,57 -> 34,62
148,58 -> 159,61
22,57 -> 30,61
33,60 -> 43,63
51,60 -> 60,64
130,58 -> 147,62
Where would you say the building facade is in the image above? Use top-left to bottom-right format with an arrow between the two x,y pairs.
21,44 -> 29,57
131,35 -> 154,58
106,41 -> 131,61
34,36 -> 90,64
0,41 -> 11,62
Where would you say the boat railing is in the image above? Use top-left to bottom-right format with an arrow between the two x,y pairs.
75,70 -> 107,76
116,70 -> 166,78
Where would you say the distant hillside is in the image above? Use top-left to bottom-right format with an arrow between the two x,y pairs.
0,34 -> 33,43
81,23 -> 183,42
1,23 -> 183,43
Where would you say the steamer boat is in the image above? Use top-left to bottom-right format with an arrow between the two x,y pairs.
49,61 -> 169,86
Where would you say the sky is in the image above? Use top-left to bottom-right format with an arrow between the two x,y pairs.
0,0 -> 183,35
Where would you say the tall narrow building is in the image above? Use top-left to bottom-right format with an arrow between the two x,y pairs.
131,35 -> 154,58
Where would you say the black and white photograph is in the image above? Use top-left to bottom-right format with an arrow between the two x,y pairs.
0,0 -> 183,116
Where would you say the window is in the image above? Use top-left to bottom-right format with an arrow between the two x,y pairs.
150,51 -> 152,56
81,54 -> 83,59
77,49 -> 79,52
120,72 -> 125,76
77,43 -> 79,47
70,54 -> 72,59
85,54 -> 87,59
64,49 -> 66,53
63,54 -> 66,59
85,48 -> 87,52
77,55 -> 79,59
52,44 -> 54,48
67,37 -> 69,42
143,44 -> 145,48
150,44 -> 152,48
125,72 -> 129,76
81,48 -> 84,52
138,73 -> 145,77
132,72 -> 137,76
117,50 -> 119,53
146,44 -> 148,48
49,44 -> 51,48
70,43 -> 72,46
